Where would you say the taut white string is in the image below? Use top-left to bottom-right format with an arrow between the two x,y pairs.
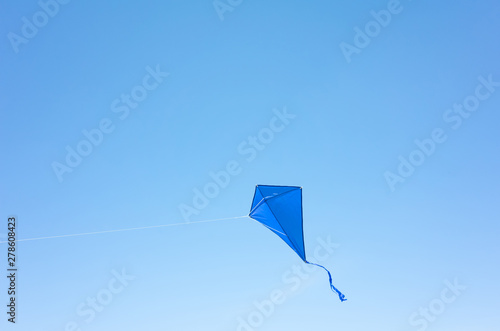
0,216 -> 250,244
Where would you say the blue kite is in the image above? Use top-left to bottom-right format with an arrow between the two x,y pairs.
249,185 -> 346,302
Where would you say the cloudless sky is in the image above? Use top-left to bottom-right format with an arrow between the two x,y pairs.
1,0 -> 499,330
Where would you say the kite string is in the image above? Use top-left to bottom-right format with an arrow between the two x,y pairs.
0,215 -> 250,244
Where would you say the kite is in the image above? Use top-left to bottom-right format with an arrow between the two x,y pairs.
249,185 -> 346,302
4,183 -> 346,302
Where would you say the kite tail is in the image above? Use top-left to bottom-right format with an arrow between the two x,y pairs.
305,261 -> 347,302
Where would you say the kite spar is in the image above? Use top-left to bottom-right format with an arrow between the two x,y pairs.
249,185 -> 346,302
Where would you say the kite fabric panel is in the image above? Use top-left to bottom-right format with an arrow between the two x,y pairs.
249,185 -> 346,302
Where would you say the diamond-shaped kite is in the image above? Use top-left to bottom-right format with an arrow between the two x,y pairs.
249,185 -> 346,301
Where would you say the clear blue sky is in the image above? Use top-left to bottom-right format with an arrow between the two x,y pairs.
1,0 -> 499,330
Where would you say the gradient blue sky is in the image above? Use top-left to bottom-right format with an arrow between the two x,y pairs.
1,1 -> 499,330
